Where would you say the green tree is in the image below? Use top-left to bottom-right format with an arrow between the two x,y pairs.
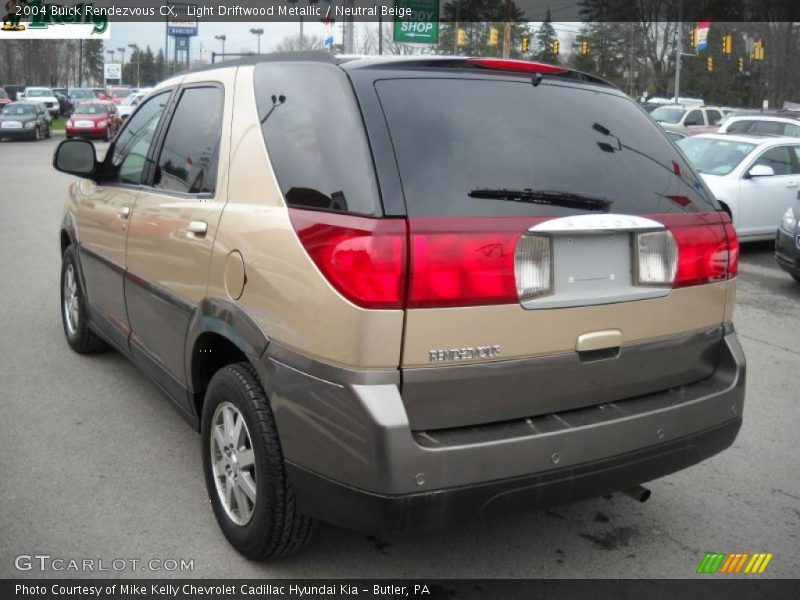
82,40 -> 104,85
534,8 -> 558,63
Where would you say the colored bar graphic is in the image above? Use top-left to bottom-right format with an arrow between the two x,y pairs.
700,552 -> 773,574
697,552 -> 726,573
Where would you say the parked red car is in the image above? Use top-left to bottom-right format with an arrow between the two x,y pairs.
65,101 -> 121,140
105,86 -> 134,105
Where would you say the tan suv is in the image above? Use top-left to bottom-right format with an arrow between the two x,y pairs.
53,53 -> 745,559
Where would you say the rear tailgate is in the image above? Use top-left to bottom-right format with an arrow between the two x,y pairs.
361,67 -> 737,430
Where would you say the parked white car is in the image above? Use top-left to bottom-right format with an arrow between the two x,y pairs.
678,133 -> 800,240
116,88 -> 152,120
719,115 -> 800,137
19,87 -> 60,117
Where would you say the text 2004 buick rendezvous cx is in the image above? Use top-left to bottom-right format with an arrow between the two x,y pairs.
53,54 -> 745,559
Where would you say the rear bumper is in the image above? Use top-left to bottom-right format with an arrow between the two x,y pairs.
258,330 -> 745,531
287,417 -> 741,532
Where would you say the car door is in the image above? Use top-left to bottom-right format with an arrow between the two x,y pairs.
75,89 -> 173,349
124,77 -> 231,407
739,145 -> 800,236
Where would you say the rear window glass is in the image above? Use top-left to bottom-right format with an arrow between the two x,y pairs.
376,78 -> 716,217
255,63 -> 380,216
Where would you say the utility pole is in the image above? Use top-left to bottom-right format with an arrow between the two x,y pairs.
378,14 -> 383,55
78,40 -> 83,87
674,1 -> 683,102
343,0 -> 354,54
502,0 -> 512,58
453,7 -> 459,55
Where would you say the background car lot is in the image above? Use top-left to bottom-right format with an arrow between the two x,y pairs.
0,139 -> 798,579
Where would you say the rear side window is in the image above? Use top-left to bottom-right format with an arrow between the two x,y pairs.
750,120 -> 783,136
726,119 -> 752,134
786,124 -> 800,137
375,78 -> 717,217
706,109 -> 722,125
255,63 -> 380,216
153,86 -> 223,195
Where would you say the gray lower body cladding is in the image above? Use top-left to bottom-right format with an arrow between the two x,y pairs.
256,330 -> 745,530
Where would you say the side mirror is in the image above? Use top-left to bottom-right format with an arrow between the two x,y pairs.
747,164 -> 775,178
53,139 -> 98,178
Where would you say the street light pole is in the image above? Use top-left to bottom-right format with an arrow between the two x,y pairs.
117,47 -> 126,84
128,44 -> 140,88
250,28 -> 264,54
214,35 -> 227,61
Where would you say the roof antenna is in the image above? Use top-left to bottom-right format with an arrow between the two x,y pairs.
260,94 -> 286,125
531,73 -> 543,87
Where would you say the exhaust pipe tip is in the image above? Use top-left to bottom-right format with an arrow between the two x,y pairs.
622,485 -> 651,503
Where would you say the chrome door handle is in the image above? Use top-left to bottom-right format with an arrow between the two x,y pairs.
187,221 -> 208,235
117,206 -> 130,219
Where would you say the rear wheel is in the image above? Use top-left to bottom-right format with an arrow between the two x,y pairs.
60,246 -> 108,354
201,363 -> 314,560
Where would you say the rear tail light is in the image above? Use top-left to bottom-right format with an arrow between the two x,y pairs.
406,217 -> 545,308
654,212 -> 738,287
289,209 -> 736,311
288,209 -> 407,309
635,230 -> 678,286
514,234 -> 553,300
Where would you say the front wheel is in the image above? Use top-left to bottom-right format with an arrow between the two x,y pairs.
60,246 -> 108,354
201,363 -> 315,560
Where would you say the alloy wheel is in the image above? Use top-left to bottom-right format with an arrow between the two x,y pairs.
210,401 -> 257,526
62,263 -> 79,335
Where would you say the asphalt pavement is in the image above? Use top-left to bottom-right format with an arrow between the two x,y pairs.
0,137 -> 798,579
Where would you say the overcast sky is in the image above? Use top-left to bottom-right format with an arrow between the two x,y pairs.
108,20 -> 349,61
105,20 -> 583,63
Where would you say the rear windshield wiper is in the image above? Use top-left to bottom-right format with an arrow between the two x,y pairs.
468,188 -> 613,212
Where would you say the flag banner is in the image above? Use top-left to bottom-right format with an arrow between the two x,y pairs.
696,21 -> 711,50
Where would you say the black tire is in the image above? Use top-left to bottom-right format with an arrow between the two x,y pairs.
201,363 -> 315,560
60,245 -> 109,354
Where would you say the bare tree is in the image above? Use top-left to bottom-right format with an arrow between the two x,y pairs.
273,34 -> 327,53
